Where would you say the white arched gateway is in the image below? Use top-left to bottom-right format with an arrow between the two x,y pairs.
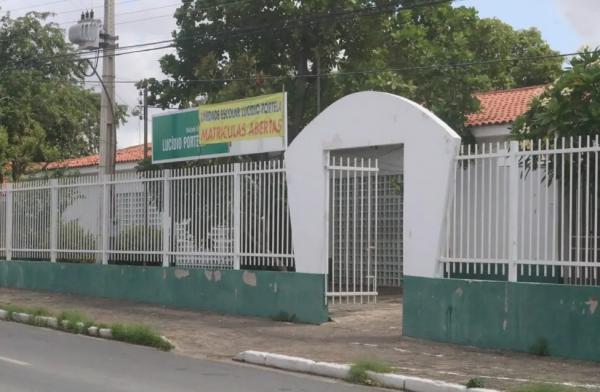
285,91 -> 460,301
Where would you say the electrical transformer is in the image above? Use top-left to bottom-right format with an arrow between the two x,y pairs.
68,13 -> 102,51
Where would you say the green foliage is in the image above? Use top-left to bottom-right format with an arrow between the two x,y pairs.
110,323 -> 174,351
2,303 -> 50,320
0,13 -> 127,181
529,337 -> 550,356
0,302 -> 173,351
512,48 -> 600,141
58,221 -> 97,263
348,359 -> 393,385
113,225 -> 162,250
335,5 -> 561,140
57,310 -> 94,332
466,378 -> 485,388
146,1 -> 561,142
110,225 -> 163,265
0,185 -> 90,262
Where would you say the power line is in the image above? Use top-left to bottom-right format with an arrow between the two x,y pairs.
114,13 -> 173,26
0,0 -> 455,67
4,0 -> 75,13
0,0 -> 254,46
4,0 -> 571,85
79,49 -> 595,86
51,1 -> 181,25
42,0 -> 142,15
3,0 -> 105,14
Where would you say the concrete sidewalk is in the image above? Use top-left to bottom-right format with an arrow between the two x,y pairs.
0,287 -> 598,390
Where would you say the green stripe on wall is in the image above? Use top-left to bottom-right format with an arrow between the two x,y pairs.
403,276 -> 600,362
0,261 -> 328,324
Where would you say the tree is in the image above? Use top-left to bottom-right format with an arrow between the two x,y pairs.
511,49 -> 600,263
512,49 -> 600,142
147,1 -> 562,142
0,12 -> 124,180
146,0 -> 403,140
334,5 -> 563,139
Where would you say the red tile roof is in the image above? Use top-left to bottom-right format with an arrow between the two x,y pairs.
466,85 -> 546,127
46,144 -> 151,170
44,85 -> 546,170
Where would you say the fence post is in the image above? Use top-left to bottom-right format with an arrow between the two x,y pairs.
233,163 -> 241,270
323,152 -> 330,304
5,184 -> 12,261
49,179 -> 58,262
101,174 -> 110,265
162,169 -> 171,267
508,140 -> 520,282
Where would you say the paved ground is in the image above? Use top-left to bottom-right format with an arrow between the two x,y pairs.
0,321 -> 382,392
0,288 -> 599,391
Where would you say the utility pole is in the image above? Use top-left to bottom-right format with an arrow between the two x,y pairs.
139,86 -> 150,261
99,0 -> 117,175
316,50 -> 321,115
68,4 -> 117,265
68,7 -> 116,173
143,86 -> 149,160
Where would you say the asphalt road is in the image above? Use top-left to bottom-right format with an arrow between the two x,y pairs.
0,321 -> 381,392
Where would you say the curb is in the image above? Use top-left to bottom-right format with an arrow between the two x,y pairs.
0,308 -> 172,350
234,351 -> 499,392
0,308 -> 114,337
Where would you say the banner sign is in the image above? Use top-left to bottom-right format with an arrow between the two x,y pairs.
152,109 -> 229,164
199,93 -> 286,145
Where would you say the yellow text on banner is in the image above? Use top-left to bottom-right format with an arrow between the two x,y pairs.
199,93 -> 286,145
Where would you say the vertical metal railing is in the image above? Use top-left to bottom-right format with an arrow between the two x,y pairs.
0,159 -> 295,270
326,155 -> 379,304
441,136 -> 600,285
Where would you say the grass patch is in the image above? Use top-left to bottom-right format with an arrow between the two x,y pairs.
57,310 -> 94,332
2,303 -> 51,319
110,323 -> 173,351
0,304 -> 173,351
0,303 -> 172,351
466,378 -> 485,388
349,359 -> 393,385
512,384 -> 584,392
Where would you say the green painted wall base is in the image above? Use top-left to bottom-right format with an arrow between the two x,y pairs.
0,261 -> 328,324
403,276 -> 600,362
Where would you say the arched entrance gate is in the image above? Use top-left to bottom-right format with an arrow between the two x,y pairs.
285,91 -> 460,304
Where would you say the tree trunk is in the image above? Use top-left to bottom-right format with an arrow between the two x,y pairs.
290,53 -> 309,142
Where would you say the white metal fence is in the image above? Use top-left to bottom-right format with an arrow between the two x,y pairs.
441,137 -> 600,285
0,160 -> 294,270
326,155 -> 379,303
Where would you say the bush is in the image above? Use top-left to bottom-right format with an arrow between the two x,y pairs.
512,48 -> 600,142
110,225 -> 162,266
348,359 -> 393,385
0,303 -> 173,351
110,323 -> 173,351
57,310 -> 94,332
466,378 -> 485,388
57,220 -> 97,263
2,303 -> 50,319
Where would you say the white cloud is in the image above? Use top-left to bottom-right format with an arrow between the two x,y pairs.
555,0 -> 600,49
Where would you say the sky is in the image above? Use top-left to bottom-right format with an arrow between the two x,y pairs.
0,0 -> 599,149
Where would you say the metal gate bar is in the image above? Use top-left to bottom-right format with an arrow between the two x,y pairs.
326,154 -> 379,304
